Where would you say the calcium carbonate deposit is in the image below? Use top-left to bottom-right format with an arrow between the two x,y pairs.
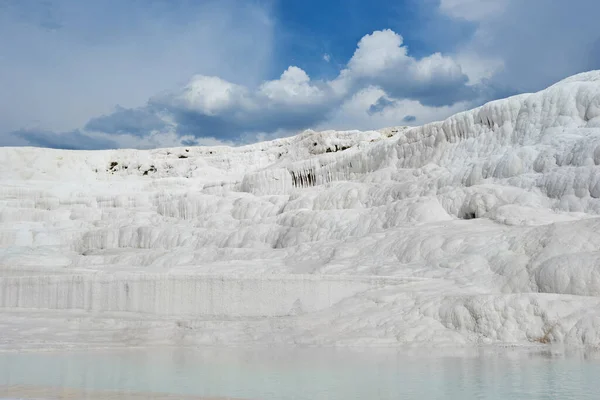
2,71 -> 600,349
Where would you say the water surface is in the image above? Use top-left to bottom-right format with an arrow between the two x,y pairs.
1,347 -> 599,399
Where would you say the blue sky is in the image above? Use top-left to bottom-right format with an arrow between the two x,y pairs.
1,0 -> 599,149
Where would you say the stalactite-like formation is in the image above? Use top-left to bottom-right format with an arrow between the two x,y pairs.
290,167 -> 318,188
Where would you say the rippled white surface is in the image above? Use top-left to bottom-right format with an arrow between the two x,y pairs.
1,347 -> 600,399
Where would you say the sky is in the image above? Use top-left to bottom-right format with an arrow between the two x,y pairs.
1,0 -> 599,150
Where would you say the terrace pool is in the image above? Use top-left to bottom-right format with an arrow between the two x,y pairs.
1,346 -> 599,399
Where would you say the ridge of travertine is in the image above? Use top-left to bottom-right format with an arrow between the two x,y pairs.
1,71 -> 600,349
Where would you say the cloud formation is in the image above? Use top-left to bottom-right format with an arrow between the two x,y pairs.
85,106 -> 169,137
4,0 -> 600,151
440,0 -> 600,92
0,0 -> 274,135
332,30 -> 475,106
30,29 -> 483,149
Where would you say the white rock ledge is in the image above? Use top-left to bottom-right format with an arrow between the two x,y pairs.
3,71 -> 600,347
0,273 -> 404,318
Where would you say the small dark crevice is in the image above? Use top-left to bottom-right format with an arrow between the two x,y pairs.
325,144 -> 351,153
461,212 -> 478,220
107,161 -> 124,174
142,165 -> 157,176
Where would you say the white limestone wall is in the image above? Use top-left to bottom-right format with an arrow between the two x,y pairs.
0,273 -> 395,317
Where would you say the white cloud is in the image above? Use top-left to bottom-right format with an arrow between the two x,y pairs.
453,53 -> 504,84
3,28 -> 491,149
117,65 -> 337,141
0,0 -> 274,134
143,30 -> 482,138
259,67 -> 326,105
332,30 -> 474,106
107,130 -> 234,150
172,76 -> 249,116
5,1 -> 600,150
319,86 -> 470,131
412,52 -> 464,83
346,30 -> 410,76
440,0 -> 600,93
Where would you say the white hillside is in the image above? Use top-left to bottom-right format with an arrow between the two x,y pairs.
1,71 -> 600,349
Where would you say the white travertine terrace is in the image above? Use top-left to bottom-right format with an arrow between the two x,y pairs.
2,71 -> 600,348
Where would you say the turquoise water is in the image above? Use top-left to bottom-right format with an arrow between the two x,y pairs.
1,347 -> 600,399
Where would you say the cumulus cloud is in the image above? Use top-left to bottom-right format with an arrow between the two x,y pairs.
440,0 -> 600,93
0,0 -> 274,134
49,29 -> 483,149
1,26 -> 500,149
332,30 -> 475,106
3,1 -> 599,150
259,67 -> 327,105
144,66 -> 336,140
317,86 -> 471,132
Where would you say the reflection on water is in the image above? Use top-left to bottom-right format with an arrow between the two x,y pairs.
1,347 -> 600,399
0,385 -> 241,399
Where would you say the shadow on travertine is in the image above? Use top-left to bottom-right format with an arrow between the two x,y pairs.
0,385 -> 251,399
